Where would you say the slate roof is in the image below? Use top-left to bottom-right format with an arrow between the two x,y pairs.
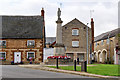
62,18 -> 91,29
0,16 -> 44,39
94,28 -> 120,42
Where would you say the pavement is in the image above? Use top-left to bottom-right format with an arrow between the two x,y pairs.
1,65 -> 92,78
18,64 -> 120,79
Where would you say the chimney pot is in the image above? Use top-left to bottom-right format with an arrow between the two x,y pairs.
91,18 -> 94,22
41,7 -> 44,17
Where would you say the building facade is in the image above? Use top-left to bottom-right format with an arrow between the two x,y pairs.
0,9 -> 45,64
62,18 -> 91,62
94,28 -> 120,64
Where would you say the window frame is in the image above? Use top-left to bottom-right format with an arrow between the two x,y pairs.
0,40 -> 6,47
27,52 -> 35,59
72,41 -> 79,47
106,39 -> 109,44
101,40 -> 104,45
27,40 -> 35,47
119,55 -> 120,60
0,52 -> 6,60
95,42 -> 97,46
72,29 -> 79,36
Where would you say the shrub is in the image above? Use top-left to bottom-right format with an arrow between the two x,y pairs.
11,61 -> 14,65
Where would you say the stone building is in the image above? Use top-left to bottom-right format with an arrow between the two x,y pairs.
54,8 -> 92,62
62,18 -> 91,62
0,8 -> 45,64
94,28 -> 120,64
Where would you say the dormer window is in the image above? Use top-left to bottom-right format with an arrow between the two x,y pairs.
27,40 -> 35,47
0,40 -> 6,48
72,29 -> 79,35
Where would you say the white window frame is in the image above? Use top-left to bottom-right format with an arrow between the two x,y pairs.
72,29 -> 79,35
0,40 -> 6,46
95,42 -> 97,46
107,39 -> 109,44
0,52 -> 6,59
27,40 -> 35,47
101,40 -> 104,45
72,41 -> 79,47
27,52 -> 35,59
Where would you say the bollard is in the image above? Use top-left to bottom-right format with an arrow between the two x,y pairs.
81,61 -> 87,72
77,58 -> 79,65
56,58 -> 58,69
84,61 -> 87,72
74,60 -> 76,71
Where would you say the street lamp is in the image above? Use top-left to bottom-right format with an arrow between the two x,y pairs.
108,33 -> 111,63
86,23 -> 89,64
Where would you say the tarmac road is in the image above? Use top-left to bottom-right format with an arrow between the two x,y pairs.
1,65 -> 92,78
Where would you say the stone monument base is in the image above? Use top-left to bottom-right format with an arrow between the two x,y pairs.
54,43 -> 65,56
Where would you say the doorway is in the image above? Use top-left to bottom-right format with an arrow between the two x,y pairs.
14,52 -> 21,63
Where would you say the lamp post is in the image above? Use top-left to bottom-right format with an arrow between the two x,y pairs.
86,23 -> 89,64
108,33 -> 111,63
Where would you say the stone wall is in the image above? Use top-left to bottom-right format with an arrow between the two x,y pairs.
46,58 -> 72,65
0,39 -> 43,64
94,36 -> 117,63
62,19 -> 91,62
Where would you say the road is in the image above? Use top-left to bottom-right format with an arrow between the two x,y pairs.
1,65 -> 92,78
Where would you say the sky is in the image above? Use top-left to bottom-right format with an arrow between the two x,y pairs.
0,0 -> 119,37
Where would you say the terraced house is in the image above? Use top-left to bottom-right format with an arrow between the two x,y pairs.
0,8 -> 45,64
93,28 -> 120,64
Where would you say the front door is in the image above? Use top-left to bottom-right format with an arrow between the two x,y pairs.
14,52 -> 21,63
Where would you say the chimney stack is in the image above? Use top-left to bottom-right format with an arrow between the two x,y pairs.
41,8 -> 44,19
41,8 -> 46,50
91,18 -> 94,53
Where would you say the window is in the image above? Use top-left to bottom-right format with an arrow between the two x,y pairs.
72,41 -> 79,47
72,29 -> 79,35
95,42 -> 97,46
119,55 -> 120,60
65,27 -> 67,29
0,52 -> 6,60
0,40 -> 6,47
77,54 -> 84,61
107,39 -> 109,44
101,40 -> 104,45
67,53 -> 73,61
27,40 -> 35,47
27,52 -> 35,59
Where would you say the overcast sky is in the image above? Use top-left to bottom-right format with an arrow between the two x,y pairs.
0,0 -> 119,37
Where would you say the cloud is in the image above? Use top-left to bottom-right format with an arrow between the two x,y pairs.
0,0 -> 118,37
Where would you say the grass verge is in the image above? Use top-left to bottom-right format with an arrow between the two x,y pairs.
47,64 -> 120,76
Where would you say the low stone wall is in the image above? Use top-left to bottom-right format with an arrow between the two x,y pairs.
46,59 -> 72,65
